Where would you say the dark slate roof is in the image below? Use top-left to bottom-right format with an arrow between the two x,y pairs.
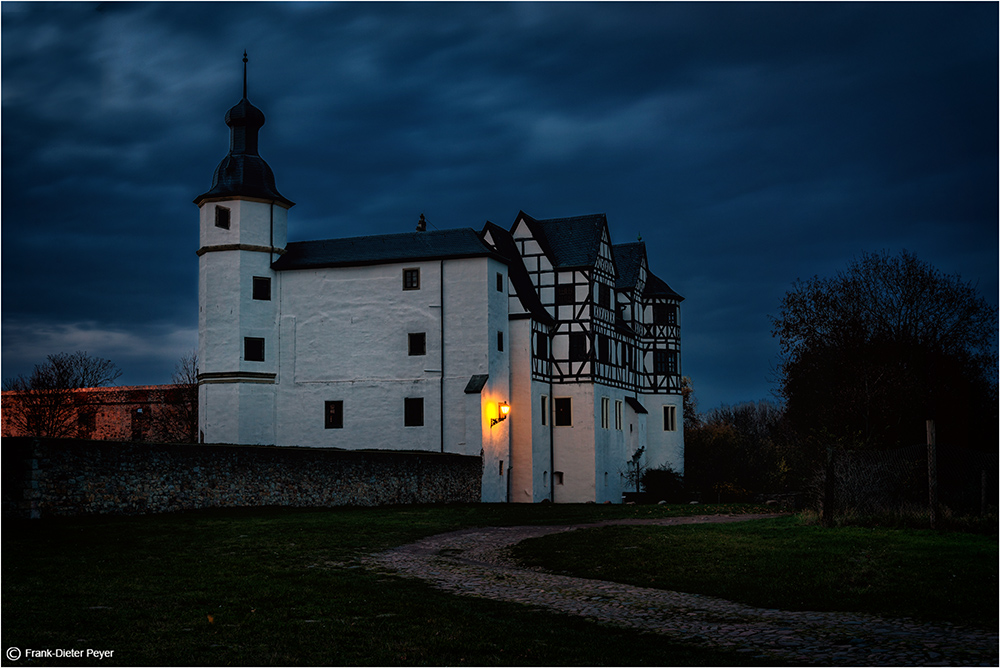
272,228 -> 504,271
482,221 -> 556,327
624,396 -> 648,414
644,271 -> 684,301
516,211 -> 608,269
464,374 -> 489,394
613,242 -> 645,291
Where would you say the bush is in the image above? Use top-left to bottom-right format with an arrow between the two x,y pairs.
641,466 -> 685,502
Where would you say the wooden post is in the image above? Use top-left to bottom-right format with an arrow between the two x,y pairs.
927,419 -> 938,529
822,446 -> 836,527
982,469 -> 987,517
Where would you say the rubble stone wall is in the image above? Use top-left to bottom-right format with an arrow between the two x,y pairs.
3,437 -> 482,519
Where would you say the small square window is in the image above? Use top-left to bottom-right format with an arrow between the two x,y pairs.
215,206 -> 231,229
408,332 -> 426,356
244,337 -> 265,362
403,268 -> 420,290
404,397 -> 424,426
555,284 -> 574,305
252,276 -> 271,301
663,405 -> 677,432
325,401 -> 343,429
496,272 -> 504,292
554,397 -> 572,426
497,331 -> 504,352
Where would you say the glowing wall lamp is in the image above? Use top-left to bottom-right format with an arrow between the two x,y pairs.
491,401 -> 511,428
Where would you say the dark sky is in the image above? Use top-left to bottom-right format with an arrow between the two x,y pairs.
2,2 -> 997,411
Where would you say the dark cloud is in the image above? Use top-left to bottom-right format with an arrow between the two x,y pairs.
3,2 -> 996,408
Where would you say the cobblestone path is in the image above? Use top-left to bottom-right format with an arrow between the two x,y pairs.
366,514 -> 997,666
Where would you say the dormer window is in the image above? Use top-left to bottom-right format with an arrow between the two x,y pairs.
215,206 -> 231,229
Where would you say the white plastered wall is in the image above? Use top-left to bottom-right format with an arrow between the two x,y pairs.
644,392 -> 685,475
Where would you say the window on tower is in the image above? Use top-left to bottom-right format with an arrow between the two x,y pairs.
252,276 -> 271,301
244,337 -> 265,362
215,206 -> 231,229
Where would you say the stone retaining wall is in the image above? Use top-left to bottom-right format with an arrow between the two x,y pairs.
3,437 -> 482,519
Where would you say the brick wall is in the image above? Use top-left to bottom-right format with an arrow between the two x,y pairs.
1,384 -> 197,443
3,438 -> 482,519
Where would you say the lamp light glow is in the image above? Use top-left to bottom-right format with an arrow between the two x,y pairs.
491,401 -> 510,427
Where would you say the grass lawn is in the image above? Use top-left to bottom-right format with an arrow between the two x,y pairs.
512,515 -> 998,629
3,503 -> 778,667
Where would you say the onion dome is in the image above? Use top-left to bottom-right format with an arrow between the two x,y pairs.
194,52 -> 293,208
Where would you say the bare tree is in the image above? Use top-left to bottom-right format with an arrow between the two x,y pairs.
148,350 -> 198,443
2,351 -> 122,438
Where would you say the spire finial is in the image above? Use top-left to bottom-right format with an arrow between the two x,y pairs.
242,50 -> 248,99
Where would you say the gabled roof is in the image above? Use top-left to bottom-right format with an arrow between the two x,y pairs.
514,211 -> 609,269
272,228 -> 504,271
482,221 -> 556,327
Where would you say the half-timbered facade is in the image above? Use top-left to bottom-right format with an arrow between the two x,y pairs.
482,213 -> 684,503
196,64 -> 683,503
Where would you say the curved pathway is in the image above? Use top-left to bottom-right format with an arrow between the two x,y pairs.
366,514 -> 997,666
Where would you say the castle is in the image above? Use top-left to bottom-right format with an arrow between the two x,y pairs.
195,59 -> 684,503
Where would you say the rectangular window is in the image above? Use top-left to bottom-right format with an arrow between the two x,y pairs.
324,401 -> 344,429
408,332 -> 426,356
668,351 -> 679,375
215,206 -> 230,229
244,337 -> 265,362
654,303 -> 678,325
499,460 -> 504,476
496,272 -> 504,292
615,400 -> 623,430
540,395 -> 548,426
599,283 -> 611,309
555,284 -> 574,305
497,331 -> 504,352
654,350 -> 670,375
536,332 -> 548,360
404,397 -> 424,426
554,397 -> 572,426
663,405 -> 677,432
252,276 -> 271,301
554,471 -> 564,485
403,268 -> 420,290
569,332 -> 587,362
601,397 -> 610,429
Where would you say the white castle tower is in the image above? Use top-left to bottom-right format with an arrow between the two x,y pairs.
194,53 -> 294,444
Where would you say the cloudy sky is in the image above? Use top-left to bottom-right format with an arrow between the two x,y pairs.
2,2 -> 997,411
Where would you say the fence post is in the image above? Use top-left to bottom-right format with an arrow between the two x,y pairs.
982,469 -> 987,517
926,420 -> 938,529
822,446 -> 836,527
